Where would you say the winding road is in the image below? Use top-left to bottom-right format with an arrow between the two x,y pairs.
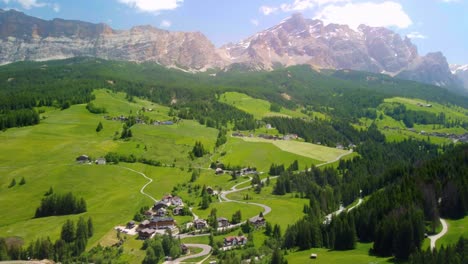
124,148 -> 356,262
163,244 -> 212,264
429,218 -> 448,250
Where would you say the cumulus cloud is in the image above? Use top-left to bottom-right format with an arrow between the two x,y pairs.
160,20 -> 172,28
52,3 -> 59,12
261,0 -> 349,14
2,0 -> 46,9
406,32 -> 427,39
314,1 -> 412,29
118,0 -> 183,13
251,19 -> 259,26
259,5 -> 278,15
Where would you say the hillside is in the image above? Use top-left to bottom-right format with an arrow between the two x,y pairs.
0,58 -> 467,263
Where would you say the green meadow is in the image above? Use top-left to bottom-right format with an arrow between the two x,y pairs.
438,216 -> 468,248
0,90 -> 221,248
219,92 -> 307,119
286,242 -> 392,264
218,136 -> 321,172
241,137 -> 350,163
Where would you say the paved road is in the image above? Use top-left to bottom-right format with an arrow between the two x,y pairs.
429,218 -> 448,250
118,166 -> 157,202
163,244 -> 212,264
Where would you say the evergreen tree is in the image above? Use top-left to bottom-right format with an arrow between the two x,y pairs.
87,217 -> 94,238
95,121 -> 103,132
19,177 -> 26,185
61,219 -> 75,243
8,179 -> 16,188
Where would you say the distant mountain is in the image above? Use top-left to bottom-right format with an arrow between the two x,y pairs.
221,13 -> 462,91
0,9 -> 463,92
0,9 -> 226,70
451,64 -> 468,91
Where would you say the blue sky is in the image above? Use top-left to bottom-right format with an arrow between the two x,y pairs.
1,0 -> 467,64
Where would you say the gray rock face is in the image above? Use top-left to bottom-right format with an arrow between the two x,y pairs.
0,10 -> 463,91
450,64 -> 468,91
0,9 -> 226,70
222,13 -> 461,89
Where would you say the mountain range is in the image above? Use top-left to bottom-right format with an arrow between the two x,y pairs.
0,9 -> 465,92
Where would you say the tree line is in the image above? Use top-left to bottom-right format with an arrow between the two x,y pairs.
35,192 -> 87,218
0,217 -> 93,262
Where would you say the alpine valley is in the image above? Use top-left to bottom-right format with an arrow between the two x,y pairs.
0,7 -> 467,264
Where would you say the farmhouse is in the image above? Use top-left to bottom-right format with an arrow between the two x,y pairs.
76,155 -> 89,163
150,217 -> 175,229
249,215 -> 266,228
217,217 -> 230,228
173,206 -> 184,215
138,228 -> 155,239
180,244 -> 189,254
194,219 -> 208,229
153,201 -> 168,211
171,196 -> 184,206
139,220 -> 151,229
126,221 -> 135,229
95,157 -> 106,165
206,187 -> 214,195
155,207 -> 167,217
223,236 -> 247,246
215,168 -> 224,175
310,253 -> 318,259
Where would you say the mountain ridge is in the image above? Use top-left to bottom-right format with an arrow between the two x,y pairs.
0,9 -> 464,91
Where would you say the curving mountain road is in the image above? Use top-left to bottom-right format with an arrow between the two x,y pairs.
163,244 -> 212,264
429,218 -> 448,250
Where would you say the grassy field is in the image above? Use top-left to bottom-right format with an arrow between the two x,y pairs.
218,137 -> 321,172
286,242 -> 392,264
241,137 -> 350,163
438,216 -> 468,248
0,90 -> 219,250
219,92 -> 307,119
225,183 -> 308,231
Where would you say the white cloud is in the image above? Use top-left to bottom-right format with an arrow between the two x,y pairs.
440,0 -> 460,2
261,0 -> 349,14
118,0 -> 183,13
52,3 -> 59,12
314,1 -> 412,29
251,19 -> 259,26
406,32 -> 427,39
2,0 -> 46,9
160,20 -> 171,28
259,5 -> 278,15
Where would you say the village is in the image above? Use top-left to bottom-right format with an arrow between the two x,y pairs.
113,194 -> 266,251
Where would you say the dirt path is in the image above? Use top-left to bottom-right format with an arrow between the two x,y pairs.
118,166 -> 157,203
429,218 -> 448,250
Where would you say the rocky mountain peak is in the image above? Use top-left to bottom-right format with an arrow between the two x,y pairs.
0,9 -> 226,69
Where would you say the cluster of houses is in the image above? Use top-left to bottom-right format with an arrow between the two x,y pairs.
231,132 -> 299,141
399,127 -> 468,143
416,102 -> 433,108
75,155 -> 106,165
103,115 -> 175,126
223,235 -> 247,247
135,194 -> 184,239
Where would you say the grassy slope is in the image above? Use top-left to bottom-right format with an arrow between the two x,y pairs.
219,92 -> 307,119
0,90 -> 219,247
286,242 -> 391,264
219,137 -> 320,172
241,137 -> 349,162
438,216 -> 468,248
